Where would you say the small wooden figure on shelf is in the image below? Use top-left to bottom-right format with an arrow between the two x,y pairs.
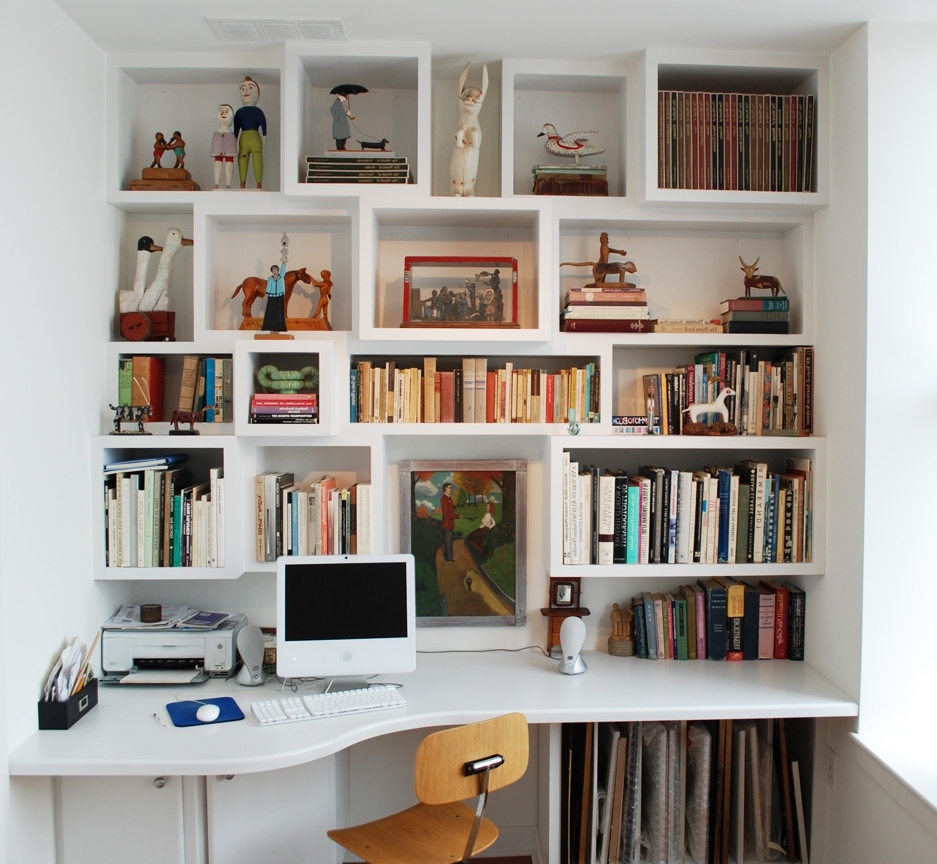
260,264 -> 287,333
109,404 -> 152,435
560,232 -> 637,287
309,269 -> 332,322
739,257 -> 785,298
537,123 -> 605,165
167,131 -> 186,169
130,132 -> 199,191
210,104 -> 237,189
118,228 -> 193,341
450,62 -> 488,197
234,76 -> 266,189
150,132 -> 168,168
608,602 -> 635,657
169,407 -> 208,435
328,84 -> 368,150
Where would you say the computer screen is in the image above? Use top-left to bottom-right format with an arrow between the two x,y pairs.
276,553 -> 416,685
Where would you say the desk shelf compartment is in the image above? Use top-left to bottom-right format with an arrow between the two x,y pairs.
547,435 -> 826,578
557,213 -> 813,343
642,49 -> 829,209
107,54 -> 283,207
93,436 -> 240,580
359,202 -> 548,340
502,58 -> 631,200
243,442 -> 377,571
200,202 -> 355,336
235,340 -> 335,436
283,41 -> 429,196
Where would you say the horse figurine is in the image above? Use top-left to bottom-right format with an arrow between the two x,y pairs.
231,267 -> 314,320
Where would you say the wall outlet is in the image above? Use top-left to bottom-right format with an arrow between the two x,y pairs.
826,745 -> 837,788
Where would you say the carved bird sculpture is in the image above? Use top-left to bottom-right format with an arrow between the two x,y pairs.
537,123 -> 605,164
119,228 -> 193,314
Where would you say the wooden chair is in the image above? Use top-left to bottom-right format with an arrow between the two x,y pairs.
327,712 -> 529,864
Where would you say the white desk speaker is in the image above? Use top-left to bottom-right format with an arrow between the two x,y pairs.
558,616 -> 587,675
236,625 -> 266,686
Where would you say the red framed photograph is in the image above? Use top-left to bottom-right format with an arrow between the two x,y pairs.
401,256 -> 518,328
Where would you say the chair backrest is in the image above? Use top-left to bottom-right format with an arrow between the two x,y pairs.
414,712 -> 529,805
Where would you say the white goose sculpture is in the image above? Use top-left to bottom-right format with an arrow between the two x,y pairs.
119,228 -> 193,313
537,123 -> 605,164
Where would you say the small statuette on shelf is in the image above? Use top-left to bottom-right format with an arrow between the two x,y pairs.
560,232 -> 637,288
108,403 -> 152,435
450,62 -> 488,197
608,602 -> 635,657
210,104 -> 237,189
328,83 -> 369,151
234,76 -> 266,189
681,377 -> 739,436
169,407 -> 207,435
739,256 -> 784,298
129,131 -> 200,191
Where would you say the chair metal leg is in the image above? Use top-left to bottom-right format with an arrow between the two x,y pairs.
460,766 -> 492,863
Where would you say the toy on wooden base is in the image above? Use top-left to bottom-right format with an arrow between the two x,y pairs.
450,62 -> 488,197
608,602 -> 635,657
739,257 -> 785,297
118,229 -> 192,340
130,131 -> 199,191
533,123 -> 608,196
537,123 -> 605,165
681,381 -> 739,436
560,232 -> 637,287
109,404 -> 152,435
169,407 -> 208,435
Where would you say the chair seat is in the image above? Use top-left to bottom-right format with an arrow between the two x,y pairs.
327,800 -> 499,864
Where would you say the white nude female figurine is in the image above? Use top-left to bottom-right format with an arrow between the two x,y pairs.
450,62 -> 488,196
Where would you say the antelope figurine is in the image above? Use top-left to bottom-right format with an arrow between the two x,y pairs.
739,257 -> 785,298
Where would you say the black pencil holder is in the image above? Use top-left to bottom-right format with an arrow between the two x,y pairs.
38,679 -> 98,730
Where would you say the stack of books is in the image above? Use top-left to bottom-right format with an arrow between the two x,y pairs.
531,164 -> 608,196
720,296 -> 791,334
306,152 -> 411,184
249,393 -> 318,424
560,285 -> 652,333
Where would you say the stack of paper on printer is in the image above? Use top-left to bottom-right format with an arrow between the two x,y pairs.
103,605 -> 231,630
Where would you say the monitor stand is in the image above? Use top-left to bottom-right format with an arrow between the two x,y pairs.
324,676 -> 370,693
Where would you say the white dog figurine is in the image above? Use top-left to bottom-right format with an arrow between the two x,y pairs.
450,62 -> 488,196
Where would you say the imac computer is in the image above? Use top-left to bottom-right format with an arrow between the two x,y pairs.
276,553 -> 416,691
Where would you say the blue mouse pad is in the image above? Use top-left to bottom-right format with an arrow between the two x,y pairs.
166,696 -> 244,727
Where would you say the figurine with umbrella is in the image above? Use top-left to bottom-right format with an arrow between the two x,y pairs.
329,83 -> 368,150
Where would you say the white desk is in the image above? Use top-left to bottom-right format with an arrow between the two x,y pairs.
10,649 -> 856,777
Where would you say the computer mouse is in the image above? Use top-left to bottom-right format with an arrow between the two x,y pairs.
196,702 -> 221,723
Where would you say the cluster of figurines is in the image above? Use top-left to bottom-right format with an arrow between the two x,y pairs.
149,75 -> 267,189
420,270 -> 504,323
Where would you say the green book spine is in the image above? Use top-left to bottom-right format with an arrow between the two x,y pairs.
118,358 -> 133,406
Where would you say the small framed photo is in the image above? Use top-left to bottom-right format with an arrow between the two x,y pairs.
401,256 -> 518,328
550,576 -> 581,609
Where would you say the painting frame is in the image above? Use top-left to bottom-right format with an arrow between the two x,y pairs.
399,459 -> 527,627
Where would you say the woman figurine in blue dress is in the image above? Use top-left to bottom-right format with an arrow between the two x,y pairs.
261,265 -> 286,332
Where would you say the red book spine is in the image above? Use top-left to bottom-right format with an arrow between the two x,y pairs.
486,371 -> 496,423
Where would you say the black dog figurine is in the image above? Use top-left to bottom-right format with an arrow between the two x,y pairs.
358,138 -> 390,151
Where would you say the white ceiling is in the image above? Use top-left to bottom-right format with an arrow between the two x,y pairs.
53,0 -> 937,72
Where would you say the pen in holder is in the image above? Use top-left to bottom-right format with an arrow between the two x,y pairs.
38,679 -> 99,730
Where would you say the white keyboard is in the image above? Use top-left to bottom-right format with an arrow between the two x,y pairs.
250,684 -> 407,726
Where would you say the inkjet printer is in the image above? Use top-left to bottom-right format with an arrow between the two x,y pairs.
100,614 -> 246,683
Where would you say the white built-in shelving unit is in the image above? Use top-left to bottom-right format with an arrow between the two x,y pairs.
92,40 -> 853,864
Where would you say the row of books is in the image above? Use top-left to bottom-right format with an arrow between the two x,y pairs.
631,578 -> 805,663
249,392 -> 318,425
117,355 -> 233,424
351,358 -> 600,425
305,154 -> 411,184
103,456 -> 225,568
641,343 -> 813,436
568,717 -> 808,864
254,472 -> 371,562
658,89 -> 818,193
562,456 -> 813,567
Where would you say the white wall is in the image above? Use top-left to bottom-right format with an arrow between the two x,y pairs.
861,22 -> 937,734
1,2 -> 123,861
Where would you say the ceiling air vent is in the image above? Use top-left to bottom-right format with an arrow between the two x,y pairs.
207,18 -> 347,43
